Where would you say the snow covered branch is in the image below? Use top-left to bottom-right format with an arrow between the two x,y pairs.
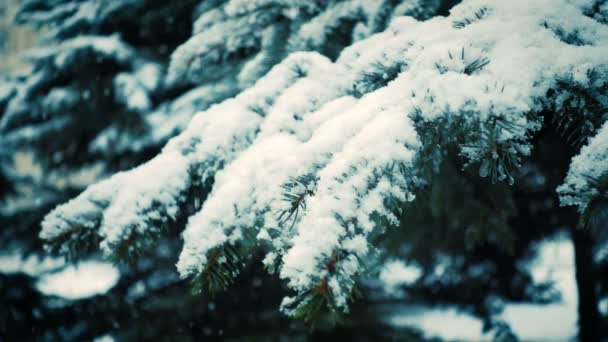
40,0 -> 608,320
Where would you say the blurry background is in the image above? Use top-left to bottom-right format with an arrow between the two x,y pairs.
0,0 -> 35,72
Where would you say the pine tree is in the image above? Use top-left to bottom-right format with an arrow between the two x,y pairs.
1,0 -> 454,254
1,0 -> 507,340
33,0 -> 608,340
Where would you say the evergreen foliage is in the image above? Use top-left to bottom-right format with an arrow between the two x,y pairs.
2,0 -> 608,340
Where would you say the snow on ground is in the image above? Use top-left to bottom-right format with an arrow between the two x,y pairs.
601,298 -> 608,316
0,253 -> 120,300
0,253 -> 65,275
0,233 -> 581,339
93,334 -> 116,342
36,261 -> 120,299
380,259 -> 423,287
388,234 -> 577,341
390,306 -> 490,341
501,235 -> 577,341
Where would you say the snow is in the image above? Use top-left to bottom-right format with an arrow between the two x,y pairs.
173,0 -> 437,86
274,0 -> 608,309
90,79 -> 238,155
288,1 -> 366,52
1,239 -> 578,339
0,253 -> 65,276
39,0 -> 608,317
0,32 -> 161,161
177,52 -> 337,276
501,236 -> 577,341
169,12 -> 266,84
135,62 -> 163,92
0,253 -> 119,300
601,297 -> 608,315
558,121 -> 608,211
36,260 -> 120,300
0,79 -> 15,103
44,52 -> 324,263
93,335 -> 115,342
16,0 -> 143,39
113,73 -> 152,112
388,236 -> 578,341
390,306 -> 490,341
27,35 -> 134,69
380,260 -> 422,295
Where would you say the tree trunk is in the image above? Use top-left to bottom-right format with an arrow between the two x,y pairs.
571,227 -> 601,342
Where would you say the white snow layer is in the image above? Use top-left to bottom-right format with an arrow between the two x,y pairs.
36,261 -> 120,300
0,253 -> 65,276
41,0 -> 608,314
380,260 -> 422,294
558,121 -> 608,211
0,253 -> 119,300
388,236 -> 578,341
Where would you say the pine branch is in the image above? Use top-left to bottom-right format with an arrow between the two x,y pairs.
463,56 -> 490,75
29,0 -> 608,328
191,244 -> 244,296
578,173 -> 608,229
276,174 -> 318,230
461,114 -> 533,185
435,47 -> 490,75
351,60 -> 407,98
547,70 -> 608,149
452,7 -> 489,29
281,249 -> 363,325
45,225 -> 101,262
